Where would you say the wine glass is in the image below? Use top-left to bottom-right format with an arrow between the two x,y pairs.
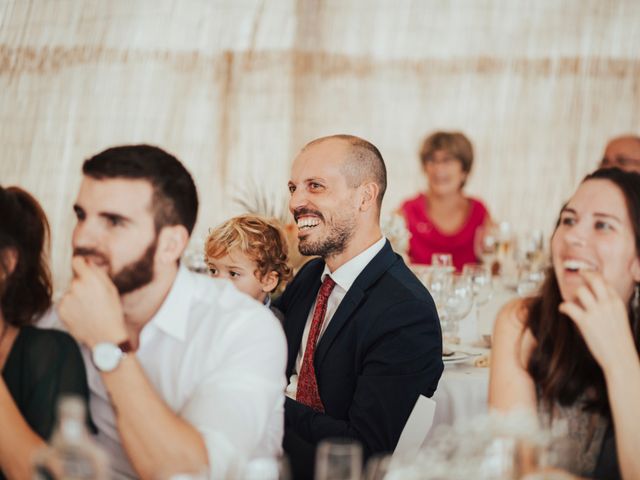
442,273 -> 474,344
474,224 -> 499,273
315,438 -> 363,480
462,263 -> 493,326
424,267 -> 452,316
431,253 -> 454,272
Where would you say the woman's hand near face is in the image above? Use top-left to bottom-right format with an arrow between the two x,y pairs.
558,271 -> 637,373
560,271 -> 640,480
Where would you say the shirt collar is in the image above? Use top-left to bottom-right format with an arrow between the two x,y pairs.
148,265 -> 194,341
321,236 -> 386,292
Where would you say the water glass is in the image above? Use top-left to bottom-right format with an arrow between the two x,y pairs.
442,273 -> 474,343
463,263 -> 493,328
315,438 -> 363,480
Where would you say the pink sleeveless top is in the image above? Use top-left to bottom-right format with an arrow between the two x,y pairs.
400,194 -> 489,271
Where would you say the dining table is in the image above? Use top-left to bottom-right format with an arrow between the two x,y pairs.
424,283 -> 517,445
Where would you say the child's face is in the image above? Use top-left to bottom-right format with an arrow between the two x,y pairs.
207,248 -> 276,302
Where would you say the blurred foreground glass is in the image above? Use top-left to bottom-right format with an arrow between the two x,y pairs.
33,396 -> 108,480
315,438 -> 362,480
363,454 -> 391,480
242,456 -> 290,480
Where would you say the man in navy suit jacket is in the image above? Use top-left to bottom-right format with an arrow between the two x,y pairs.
277,134 -> 443,479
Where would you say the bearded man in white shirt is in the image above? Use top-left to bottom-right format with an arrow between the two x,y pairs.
53,145 -> 286,479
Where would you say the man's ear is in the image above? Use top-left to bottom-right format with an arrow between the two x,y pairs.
260,271 -> 279,293
359,181 -> 379,212
156,225 -> 190,264
632,256 -> 640,283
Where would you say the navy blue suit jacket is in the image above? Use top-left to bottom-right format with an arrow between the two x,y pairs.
276,241 -> 443,478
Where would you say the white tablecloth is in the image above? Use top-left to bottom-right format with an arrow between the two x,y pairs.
427,363 -> 490,445
421,282 -> 517,446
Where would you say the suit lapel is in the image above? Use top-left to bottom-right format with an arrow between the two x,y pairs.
314,241 -> 397,368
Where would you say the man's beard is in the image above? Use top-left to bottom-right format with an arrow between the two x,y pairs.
296,209 -> 356,259
73,236 -> 158,295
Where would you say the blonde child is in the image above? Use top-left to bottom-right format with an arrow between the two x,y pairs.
204,215 -> 292,306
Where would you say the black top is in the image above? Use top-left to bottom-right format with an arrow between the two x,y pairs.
1,326 -> 91,478
591,422 -> 621,479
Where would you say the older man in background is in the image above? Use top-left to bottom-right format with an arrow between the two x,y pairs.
600,135 -> 640,172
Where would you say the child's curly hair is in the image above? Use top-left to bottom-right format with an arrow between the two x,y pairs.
205,215 -> 292,290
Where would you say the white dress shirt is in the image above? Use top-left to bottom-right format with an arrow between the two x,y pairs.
40,266 -> 287,480
285,236 -> 386,399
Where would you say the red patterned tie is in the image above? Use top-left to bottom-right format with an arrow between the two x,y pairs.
296,276 -> 336,412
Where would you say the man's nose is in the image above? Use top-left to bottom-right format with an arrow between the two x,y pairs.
289,187 -> 308,213
72,219 -> 99,250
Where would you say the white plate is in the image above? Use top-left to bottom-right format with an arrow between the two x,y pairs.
442,351 -> 477,364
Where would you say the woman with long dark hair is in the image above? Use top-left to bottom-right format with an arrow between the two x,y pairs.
0,186 -> 90,479
489,168 -> 640,479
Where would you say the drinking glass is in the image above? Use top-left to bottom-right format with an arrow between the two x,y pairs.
363,454 -> 391,480
442,273 -> 474,344
431,253 -> 454,272
315,438 -> 363,480
474,224 -> 499,272
424,267 -> 452,316
462,263 -> 493,326
516,266 -> 545,297
243,456 -> 291,480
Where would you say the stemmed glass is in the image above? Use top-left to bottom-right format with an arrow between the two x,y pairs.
315,439 -> 363,480
431,253 -> 454,272
462,264 -> 493,326
442,273 -> 474,344
474,225 -> 499,272
424,267 -> 452,316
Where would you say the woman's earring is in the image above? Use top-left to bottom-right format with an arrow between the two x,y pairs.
634,284 -> 640,312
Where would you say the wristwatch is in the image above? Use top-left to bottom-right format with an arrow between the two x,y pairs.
92,340 -> 134,372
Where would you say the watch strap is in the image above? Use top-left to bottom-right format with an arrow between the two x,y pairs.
117,339 -> 134,354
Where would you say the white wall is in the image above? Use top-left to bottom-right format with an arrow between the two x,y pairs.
1,0 -> 639,289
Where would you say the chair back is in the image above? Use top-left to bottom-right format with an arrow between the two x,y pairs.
392,395 -> 436,460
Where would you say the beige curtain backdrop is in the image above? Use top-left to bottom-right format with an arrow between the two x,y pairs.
1,0 -> 639,290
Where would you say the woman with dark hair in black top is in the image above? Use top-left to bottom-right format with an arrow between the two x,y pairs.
490,168 -> 640,479
0,185 -> 91,479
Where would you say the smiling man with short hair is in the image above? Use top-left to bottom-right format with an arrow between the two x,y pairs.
276,134 -> 443,479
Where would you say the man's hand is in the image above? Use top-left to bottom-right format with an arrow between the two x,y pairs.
58,256 -> 128,348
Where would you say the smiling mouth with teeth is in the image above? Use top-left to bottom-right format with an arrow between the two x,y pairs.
297,217 -> 321,231
562,259 -> 597,273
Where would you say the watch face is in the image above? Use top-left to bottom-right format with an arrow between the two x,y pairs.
92,343 -> 123,372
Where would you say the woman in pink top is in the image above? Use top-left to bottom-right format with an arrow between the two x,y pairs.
400,131 -> 491,271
